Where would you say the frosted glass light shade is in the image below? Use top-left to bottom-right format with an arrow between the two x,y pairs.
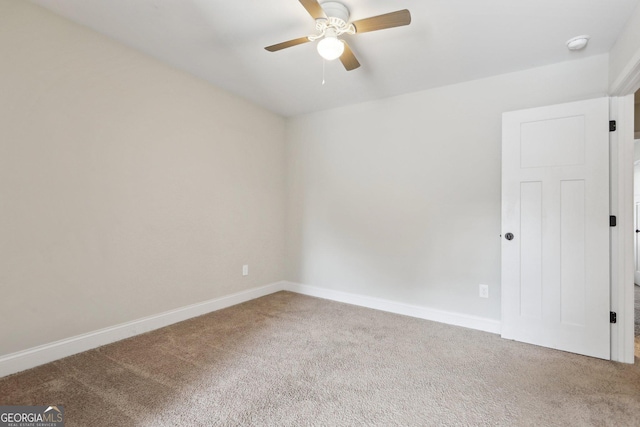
317,36 -> 344,61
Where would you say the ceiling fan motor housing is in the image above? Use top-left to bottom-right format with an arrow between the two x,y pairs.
320,1 -> 350,28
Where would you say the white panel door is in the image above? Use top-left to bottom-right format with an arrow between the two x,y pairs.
501,98 -> 610,360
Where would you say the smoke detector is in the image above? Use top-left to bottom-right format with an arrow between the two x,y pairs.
566,35 -> 590,51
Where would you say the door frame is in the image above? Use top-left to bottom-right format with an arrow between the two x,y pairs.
633,160 -> 640,285
608,42 -> 640,363
609,95 -> 635,363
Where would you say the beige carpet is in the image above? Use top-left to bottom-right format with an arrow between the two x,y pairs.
1,291 -> 639,426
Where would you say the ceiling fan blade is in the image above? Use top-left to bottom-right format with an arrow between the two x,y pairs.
299,0 -> 327,20
352,9 -> 411,34
265,36 -> 311,52
339,41 -> 360,71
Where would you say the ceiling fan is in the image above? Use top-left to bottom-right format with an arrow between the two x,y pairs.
265,0 -> 411,71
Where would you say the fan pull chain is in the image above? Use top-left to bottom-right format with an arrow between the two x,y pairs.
322,59 -> 326,85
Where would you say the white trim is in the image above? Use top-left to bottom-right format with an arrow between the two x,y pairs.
0,282 -> 285,378
608,20 -> 640,363
609,95 -> 637,364
0,280 -> 504,378
283,282 -> 502,334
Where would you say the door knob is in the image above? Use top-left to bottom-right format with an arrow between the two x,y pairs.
505,232 -> 514,240
636,230 -> 640,233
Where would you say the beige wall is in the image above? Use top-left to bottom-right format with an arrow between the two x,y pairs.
286,55 -> 609,321
0,0 -> 286,355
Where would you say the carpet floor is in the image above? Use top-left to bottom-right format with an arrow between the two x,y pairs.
1,291 -> 640,426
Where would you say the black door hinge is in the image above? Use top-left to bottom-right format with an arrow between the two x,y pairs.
610,120 -> 617,132
610,312 -> 617,324
610,215 -> 616,227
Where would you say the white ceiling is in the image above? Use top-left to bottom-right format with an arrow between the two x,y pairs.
30,0 -> 640,117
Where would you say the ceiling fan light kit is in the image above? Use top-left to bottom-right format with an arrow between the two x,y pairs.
317,29 -> 344,60
265,0 -> 411,71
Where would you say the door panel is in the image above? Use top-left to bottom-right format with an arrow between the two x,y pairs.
519,181 -> 543,319
520,115 -> 585,167
560,179 -> 586,326
502,98 -> 610,360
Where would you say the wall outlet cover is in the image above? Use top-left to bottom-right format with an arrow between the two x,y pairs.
479,284 -> 489,298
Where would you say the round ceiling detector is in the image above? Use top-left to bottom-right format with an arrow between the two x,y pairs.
566,35 -> 590,51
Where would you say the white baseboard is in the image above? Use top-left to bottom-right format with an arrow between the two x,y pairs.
0,281 -> 285,378
1,281 -> 501,378
283,282 -> 502,335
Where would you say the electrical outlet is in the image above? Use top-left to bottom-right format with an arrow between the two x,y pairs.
479,284 -> 489,298
242,265 -> 249,276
